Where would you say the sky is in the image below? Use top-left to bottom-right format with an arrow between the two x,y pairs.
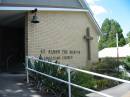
86,0 -> 130,37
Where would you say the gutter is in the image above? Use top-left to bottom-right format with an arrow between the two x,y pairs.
0,6 -> 88,12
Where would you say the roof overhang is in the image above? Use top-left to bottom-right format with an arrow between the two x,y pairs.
0,6 -> 88,12
0,1 -> 102,35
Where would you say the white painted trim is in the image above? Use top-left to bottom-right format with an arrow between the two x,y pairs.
27,56 -> 117,97
82,0 -> 94,15
27,56 -> 130,97
27,67 -> 112,97
28,56 -> 130,84
0,6 -> 88,12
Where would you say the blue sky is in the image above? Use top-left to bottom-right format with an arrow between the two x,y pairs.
87,0 -> 130,37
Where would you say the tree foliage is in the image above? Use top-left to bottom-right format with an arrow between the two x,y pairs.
99,18 -> 126,50
126,31 -> 130,43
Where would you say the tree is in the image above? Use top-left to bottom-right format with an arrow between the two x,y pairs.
126,31 -> 130,43
99,18 -> 126,50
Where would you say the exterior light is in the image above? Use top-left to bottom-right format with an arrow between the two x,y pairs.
31,8 -> 40,23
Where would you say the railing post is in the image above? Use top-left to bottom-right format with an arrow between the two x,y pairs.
67,68 -> 71,97
26,56 -> 29,83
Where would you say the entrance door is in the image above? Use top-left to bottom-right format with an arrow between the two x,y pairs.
0,11 -> 25,73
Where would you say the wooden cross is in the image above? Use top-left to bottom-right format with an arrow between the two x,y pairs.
84,27 -> 93,60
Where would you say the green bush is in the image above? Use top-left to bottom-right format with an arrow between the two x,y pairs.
95,79 -> 120,90
87,58 -> 124,77
28,59 -> 68,97
85,58 -> 128,90
29,59 -> 82,96
71,72 -> 96,89
28,57 -> 125,97
28,57 -> 97,97
123,56 -> 130,70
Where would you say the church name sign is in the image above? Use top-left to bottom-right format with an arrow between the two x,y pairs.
41,49 -> 80,60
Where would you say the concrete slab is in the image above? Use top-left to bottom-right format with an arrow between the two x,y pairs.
87,83 -> 130,97
122,91 -> 130,97
0,73 -> 52,97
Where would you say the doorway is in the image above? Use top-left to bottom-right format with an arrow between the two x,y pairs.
0,11 -> 26,73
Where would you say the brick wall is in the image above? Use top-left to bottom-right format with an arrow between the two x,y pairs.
26,11 -> 99,67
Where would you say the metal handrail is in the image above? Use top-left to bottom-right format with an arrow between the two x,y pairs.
26,56 -> 130,97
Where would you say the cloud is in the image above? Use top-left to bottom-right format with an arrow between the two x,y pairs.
91,5 -> 107,15
86,0 -> 107,15
86,0 -> 95,5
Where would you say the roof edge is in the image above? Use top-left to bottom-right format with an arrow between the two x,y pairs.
78,0 -> 102,35
0,6 -> 88,12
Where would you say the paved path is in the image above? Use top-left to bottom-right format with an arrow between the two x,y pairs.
87,83 -> 130,97
0,73 -> 51,97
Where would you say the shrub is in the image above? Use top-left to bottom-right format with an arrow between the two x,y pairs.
87,58 -> 124,77
123,56 -> 130,70
28,56 -> 98,97
95,79 -> 120,90
28,57 -> 125,97
71,72 -> 96,89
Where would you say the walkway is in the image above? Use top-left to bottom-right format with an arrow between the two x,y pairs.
0,73 -> 51,97
1,73 -> 130,97
87,83 -> 130,97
